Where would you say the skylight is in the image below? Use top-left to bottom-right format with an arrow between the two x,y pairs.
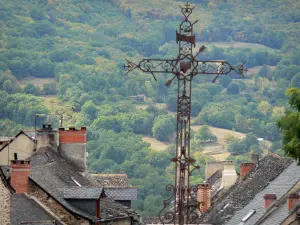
71,176 -> 82,187
241,209 -> 256,222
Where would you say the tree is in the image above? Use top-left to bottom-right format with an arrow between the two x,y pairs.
28,59 -> 54,77
218,75 -> 232,88
82,100 -> 98,119
278,88 -> 300,163
3,80 -> 13,94
23,83 -> 41,95
152,115 -> 175,141
227,82 -> 240,95
196,125 -> 217,143
43,82 -> 57,95
291,73 -> 300,88
258,101 -> 271,116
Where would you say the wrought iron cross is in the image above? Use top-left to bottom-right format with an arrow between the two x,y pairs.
124,3 -> 246,225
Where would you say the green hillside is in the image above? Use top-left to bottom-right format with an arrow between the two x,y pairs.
0,0 -> 300,215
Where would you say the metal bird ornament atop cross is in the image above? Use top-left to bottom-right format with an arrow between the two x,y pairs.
124,3 -> 246,225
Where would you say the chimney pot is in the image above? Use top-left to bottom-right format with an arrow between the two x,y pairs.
240,163 -> 254,178
197,183 -> 212,213
10,160 -> 31,193
43,124 -> 46,129
287,193 -> 300,210
264,194 -> 277,209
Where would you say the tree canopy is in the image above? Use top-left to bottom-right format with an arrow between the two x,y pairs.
278,88 -> 300,163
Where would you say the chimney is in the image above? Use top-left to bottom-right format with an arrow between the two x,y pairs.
287,193 -> 300,211
264,194 -> 277,208
221,161 -> 238,189
197,183 -> 212,213
37,124 -> 57,151
10,159 -> 31,193
252,154 -> 259,165
59,127 -> 87,172
240,163 -> 254,178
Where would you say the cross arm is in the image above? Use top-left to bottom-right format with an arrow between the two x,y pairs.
195,60 -> 246,76
124,58 -> 178,80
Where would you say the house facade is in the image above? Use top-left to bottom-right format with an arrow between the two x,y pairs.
0,131 -> 35,165
0,125 -> 140,225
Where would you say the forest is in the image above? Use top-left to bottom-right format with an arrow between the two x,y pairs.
0,0 -> 299,215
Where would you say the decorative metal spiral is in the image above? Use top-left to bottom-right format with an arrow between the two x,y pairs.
143,60 -> 154,72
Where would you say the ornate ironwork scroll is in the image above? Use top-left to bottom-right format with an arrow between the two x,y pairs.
124,3 -> 246,225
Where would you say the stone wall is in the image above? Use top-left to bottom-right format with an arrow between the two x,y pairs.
29,181 -> 91,225
0,175 -> 11,225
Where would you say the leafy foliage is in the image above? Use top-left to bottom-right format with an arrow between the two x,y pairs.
278,88 -> 300,163
0,0 -> 299,216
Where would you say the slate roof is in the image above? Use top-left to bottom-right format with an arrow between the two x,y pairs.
92,173 -> 130,187
23,130 -> 36,140
27,147 -> 140,223
105,187 -> 138,200
200,154 -> 294,225
259,201 -> 289,225
11,194 -> 63,225
225,162 -> 300,225
62,187 -> 104,199
207,170 -> 222,196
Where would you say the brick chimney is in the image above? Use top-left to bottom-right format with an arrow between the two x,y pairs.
197,183 -> 212,213
287,193 -> 300,210
37,124 -> 57,151
264,194 -> 277,209
58,127 -> 87,172
10,159 -> 31,193
240,163 -> 254,178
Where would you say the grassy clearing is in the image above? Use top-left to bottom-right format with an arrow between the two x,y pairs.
142,136 -> 169,151
191,125 -> 245,146
18,77 -> 57,88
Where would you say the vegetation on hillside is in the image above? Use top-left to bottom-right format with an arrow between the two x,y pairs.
278,88 -> 300,163
0,0 -> 299,215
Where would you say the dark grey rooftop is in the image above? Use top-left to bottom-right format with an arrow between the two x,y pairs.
105,187 -> 138,200
23,130 -> 36,140
62,187 -> 104,199
225,162 -> 300,225
28,147 -> 139,222
11,194 -> 63,225
92,173 -> 130,187
201,154 -> 294,225
259,201 -> 289,225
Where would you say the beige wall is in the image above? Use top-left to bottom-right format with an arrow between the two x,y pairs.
281,211 -> 299,225
222,162 -> 238,189
0,133 -> 35,166
102,218 -> 132,225
0,176 -> 11,225
205,162 -> 224,180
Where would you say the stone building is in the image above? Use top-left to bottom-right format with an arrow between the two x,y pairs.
196,153 -> 300,225
141,154 -> 300,225
0,125 -> 140,225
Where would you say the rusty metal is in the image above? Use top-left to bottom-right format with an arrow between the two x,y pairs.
124,3 -> 246,224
